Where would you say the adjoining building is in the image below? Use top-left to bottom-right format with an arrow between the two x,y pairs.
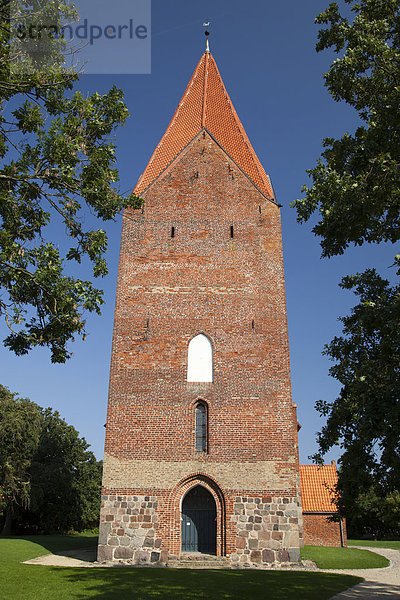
98,44 -> 303,567
300,462 -> 347,547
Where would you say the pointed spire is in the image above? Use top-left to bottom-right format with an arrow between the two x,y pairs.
204,22 -> 210,53
134,52 -> 274,200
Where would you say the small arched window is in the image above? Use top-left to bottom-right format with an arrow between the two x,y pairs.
195,402 -> 208,452
187,334 -> 213,382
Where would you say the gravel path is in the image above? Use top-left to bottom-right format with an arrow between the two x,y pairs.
23,547 -> 100,568
328,547 -> 400,599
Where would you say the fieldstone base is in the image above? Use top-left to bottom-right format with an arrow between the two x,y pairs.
97,545 -> 168,565
231,494 -> 302,567
98,494 -> 167,564
230,546 -> 300,568
98,493 -> 302,567
96,550 -> 302,569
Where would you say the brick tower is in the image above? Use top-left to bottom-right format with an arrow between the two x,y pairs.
98,46 -> 303,566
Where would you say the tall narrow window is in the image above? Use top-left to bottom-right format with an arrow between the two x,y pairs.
230,225 -> 234,238
187,334 -> 213,382
195,402 -> 207,452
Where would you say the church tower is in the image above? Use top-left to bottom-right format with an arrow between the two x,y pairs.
98,46 -> 303,566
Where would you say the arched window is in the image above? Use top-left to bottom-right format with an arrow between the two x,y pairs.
195,402 -> 208,452
187,334 -> 213,382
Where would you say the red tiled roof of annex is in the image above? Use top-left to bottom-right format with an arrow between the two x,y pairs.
134,52 -> 274,199
300,463 -> 339,513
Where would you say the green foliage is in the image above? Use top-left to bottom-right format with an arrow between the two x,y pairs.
313,269 -> 400,537
293,0 -> 400,258
0,0 -> 142,362
0,384 -> 102,534
0,384 -> 42,519
293,0 -> 400,534
343,483 -> 400,538
314,270 -> 400,482
0,537 -> 362,600
20,407 -> 103,533
300,544 -> 389,569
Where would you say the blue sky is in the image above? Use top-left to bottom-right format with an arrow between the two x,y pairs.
1,0 -> 396,464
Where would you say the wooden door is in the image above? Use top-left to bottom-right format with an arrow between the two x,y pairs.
181,486 -> 216,554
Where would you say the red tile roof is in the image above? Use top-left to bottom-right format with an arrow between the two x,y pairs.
134,52 -> 274,199
300,464 -> 339,512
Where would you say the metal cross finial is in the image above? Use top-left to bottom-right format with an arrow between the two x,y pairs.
203,21 -> 210,53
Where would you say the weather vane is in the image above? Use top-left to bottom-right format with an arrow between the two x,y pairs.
203,21 -> 211,53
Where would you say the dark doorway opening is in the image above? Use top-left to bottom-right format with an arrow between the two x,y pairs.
181,486 -> 217,554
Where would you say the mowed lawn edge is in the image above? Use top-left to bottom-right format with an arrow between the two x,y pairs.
0,536 -> 363,600
348,539 -> 400,551
301,545 -> 390,569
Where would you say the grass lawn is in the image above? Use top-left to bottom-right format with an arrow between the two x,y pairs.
349,539 -> 400,551
301,545 -> 389,569
0,535 -> 362,600
7,531 -> 100,553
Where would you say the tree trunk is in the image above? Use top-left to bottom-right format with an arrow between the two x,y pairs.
1,505 -> 13,536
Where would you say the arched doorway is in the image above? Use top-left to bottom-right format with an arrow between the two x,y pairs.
181,485 -> 217,554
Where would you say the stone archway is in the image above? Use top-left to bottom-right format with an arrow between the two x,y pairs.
181,485 -> 217,554
168,474 -> 226,557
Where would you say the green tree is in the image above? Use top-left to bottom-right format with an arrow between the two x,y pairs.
19,407 -> 102,533
317,271 -> 400,481
0,0 -> 141,363
315,271 -> 400,534
0,384 -> 102,534
0,384 -> 41,534
338,472 -> 400,537
293,0 -> 399,258
293,0 -> 400,529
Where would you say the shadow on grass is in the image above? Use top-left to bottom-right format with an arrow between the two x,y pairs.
59,568 -> 362,600
1,534 -> 98,555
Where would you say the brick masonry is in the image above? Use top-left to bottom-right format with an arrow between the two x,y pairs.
98,131 -> 303,566
302,513 -> 347,547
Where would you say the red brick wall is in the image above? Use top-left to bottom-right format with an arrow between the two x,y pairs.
99,131 -> 302,565
302,513 -> 347,547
